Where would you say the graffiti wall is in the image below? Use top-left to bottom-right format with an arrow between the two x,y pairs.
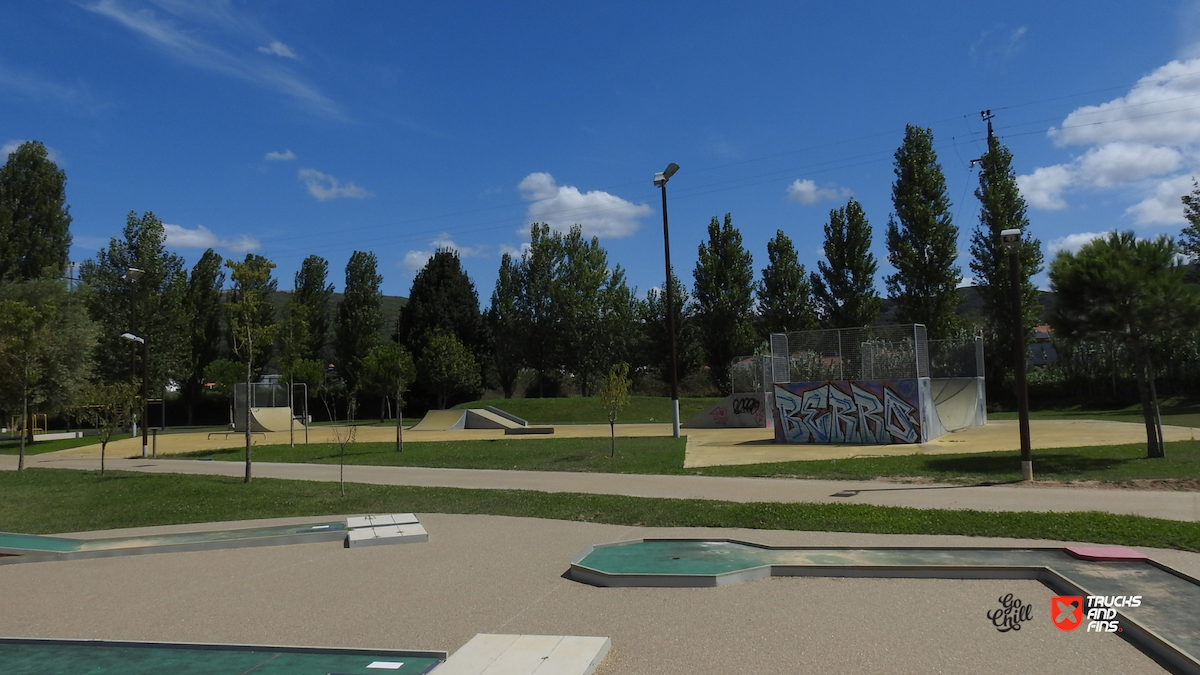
773,379 -> 923,444
683,392 -> 771,428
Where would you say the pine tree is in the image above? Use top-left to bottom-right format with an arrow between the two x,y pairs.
396,249 -> 482,357
810,199 -> 880,328
0,141 -> 72,281
969,136 -> 1043,387
756,229 -> 816,335
885,124 -> 961,337
692,213 -> 757,394
181,249 -> 225,425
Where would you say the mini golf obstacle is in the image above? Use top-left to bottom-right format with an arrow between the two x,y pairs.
569,539 -> 1200,675
0,514 -> 427,564
410,406 -> 529,432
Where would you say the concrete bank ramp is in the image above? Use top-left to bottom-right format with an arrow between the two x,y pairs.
410,407 -> 528,431
930,377 -> 986,432
682,393 -> 771,428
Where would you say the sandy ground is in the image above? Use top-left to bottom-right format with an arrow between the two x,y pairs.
41,419 -> 1199,469
2,513 -> 1194,675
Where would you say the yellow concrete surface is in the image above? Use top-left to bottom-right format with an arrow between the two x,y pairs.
44,418 -> 1197,470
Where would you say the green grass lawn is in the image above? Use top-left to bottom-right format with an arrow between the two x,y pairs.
170,436 -> 1200,485
453,395 -> 720,425
0,435 -> 100,456
2,468 -> 1197,551
990,399 -> 1200,430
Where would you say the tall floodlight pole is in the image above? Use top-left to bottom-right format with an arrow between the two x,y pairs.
654,163 -> 681,438
1000,228 -> 1033,480
122,267 -> 146,453
120,332 -> 149,459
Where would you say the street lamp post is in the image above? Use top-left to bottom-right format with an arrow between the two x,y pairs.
1000,228 -> 1033,480
122,268 -> 145,443
120,332 -> 149,459
654,162 -> 681,438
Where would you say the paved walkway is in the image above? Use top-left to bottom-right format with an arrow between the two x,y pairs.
11,452 -> 1200,522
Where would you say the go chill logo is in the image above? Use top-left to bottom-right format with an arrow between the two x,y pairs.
1051,595 -> 1141,632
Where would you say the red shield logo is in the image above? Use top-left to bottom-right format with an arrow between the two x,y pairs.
1052,596 -> 1084,631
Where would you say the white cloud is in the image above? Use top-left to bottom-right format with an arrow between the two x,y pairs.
257,40 -> 296,58
84,0 -> 341,118
399,235 -> 486,273
1051,58 -> 1200,147
969,25 -> 1028,65
163,223 -> 260,253
785,179 -> 851,205
498,242 -> 528,258
1046,232 -> 1107,255
1125,173 -> 1197,225
1,139 -> 63,164
0,61 -> 107,113
297,168 -> 371,201
1077,142 -> 1183,186
1016,165 -> 1074,210
264,149 -> 295,161
517,172 -> 651,238
957,277 -> 976,288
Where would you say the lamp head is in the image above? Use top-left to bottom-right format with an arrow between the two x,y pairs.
654,162 -> 680,187
1000,228 -> 1022,251
123,267 -> 145,282
120,332 -> 146,344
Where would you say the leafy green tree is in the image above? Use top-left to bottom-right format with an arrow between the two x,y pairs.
80,212 -> 189,393
599,361 -> 632,458
0,281 -> 97,451
335,251 -> 384,394
517,224 -> 562,396
486,252 -> 524,398
969,137 -> 1043,388
639,271 -> 704,384
811,199 -> 881,328
396,248 -> 482,356
419,330 -> 481,409
204,357 -> 245,428
0,141 -> 72,281
225,254 -> 277,369
226,256 -> 280,483
360,342 -> 416,450
693,214 -> 757,394
885,124 -> 961,337
757,229 -> 816,335
291,255 -> 334,361
78,381 -> 137,475
180,249 -> 225,425
1049,232 -> 1200,458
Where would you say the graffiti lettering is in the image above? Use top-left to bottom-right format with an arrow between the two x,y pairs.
774,380 -> 922,444
732,396 -> 761,415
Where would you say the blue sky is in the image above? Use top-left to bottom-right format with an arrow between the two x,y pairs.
4,1 -> 1200,302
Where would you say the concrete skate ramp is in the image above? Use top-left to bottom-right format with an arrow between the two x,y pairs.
930,377 -> 986,432
233,407 -> 302,433
465,408 -> 525,429
409,410 -> 467,431
683,393 -> 771,429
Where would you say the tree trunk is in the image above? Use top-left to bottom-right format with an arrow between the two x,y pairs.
1147,353 -> 1165,458
1132,345 -> 1162,458
244,330 -> 253,484
395,387 -> 403,452
18,373 -> 27,471
100,440 -> 107,475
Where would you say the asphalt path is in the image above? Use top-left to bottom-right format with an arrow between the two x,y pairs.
10,453 -> 1199,522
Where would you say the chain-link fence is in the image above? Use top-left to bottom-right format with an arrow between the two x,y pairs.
234,382 -> 291,408
928,336 -> 985,378
771,325 -> 930,382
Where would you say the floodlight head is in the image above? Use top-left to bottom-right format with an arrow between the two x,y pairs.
120,332 -> 145,344
124,267 -> 145,282
654,162 -> 680,187
1000,228 -> 1022,250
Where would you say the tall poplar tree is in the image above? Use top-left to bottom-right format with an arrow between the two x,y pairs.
969,136 -> 1043,386
485,253 -> 523,398
810,199 -> 881,328
516,224 -> 561,396
885,124 -> 961,337
693,213 -> 756,394
291,255 -> 334,362
756,229 -> 816,335
0,141 -> 72,281
180,249 -> 225,425
336,251 -> 384,394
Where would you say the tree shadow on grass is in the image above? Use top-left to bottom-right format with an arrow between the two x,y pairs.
923,453 -> 1135,477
